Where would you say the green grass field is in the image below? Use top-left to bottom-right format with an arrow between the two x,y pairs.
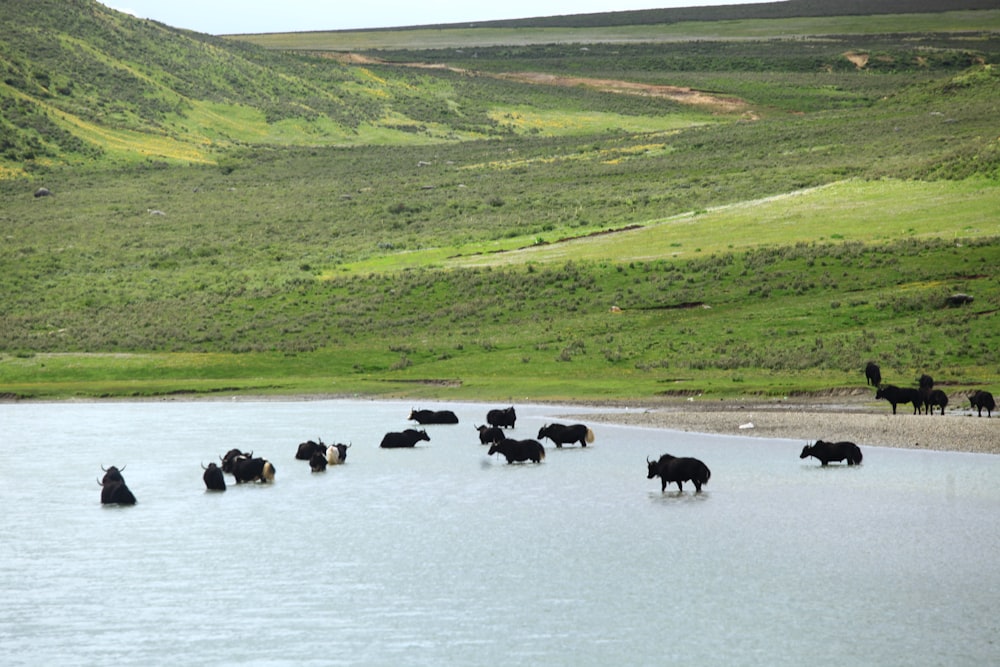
1,1 -> 998,401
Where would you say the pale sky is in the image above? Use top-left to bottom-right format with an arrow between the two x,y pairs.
99,1 -> 767,35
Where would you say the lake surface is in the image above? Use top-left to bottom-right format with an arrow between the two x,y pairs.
2,399 -> 998,666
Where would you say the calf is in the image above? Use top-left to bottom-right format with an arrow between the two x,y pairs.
488,438 -> 545,464
875,385 -> 922,415
646,454 -> 710,493
800,440 -> 863,466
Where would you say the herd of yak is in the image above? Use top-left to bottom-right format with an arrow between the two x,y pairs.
99,364 -> 995,505
866,361 -> 995,417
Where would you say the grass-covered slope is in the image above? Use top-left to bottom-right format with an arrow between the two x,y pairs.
0,1 -> 998,400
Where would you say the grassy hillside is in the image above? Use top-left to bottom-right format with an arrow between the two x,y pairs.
1,0 -> 998,401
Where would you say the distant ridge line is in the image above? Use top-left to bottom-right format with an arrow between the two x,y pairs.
261,0 -> 998,36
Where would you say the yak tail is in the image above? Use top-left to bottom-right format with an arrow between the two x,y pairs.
262,461 -> 276,483
538,445 -> 546,461
701,464 -> 712,485
585,428 -> 595,444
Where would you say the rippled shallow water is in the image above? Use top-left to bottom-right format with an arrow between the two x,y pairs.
2,399 -> 998,666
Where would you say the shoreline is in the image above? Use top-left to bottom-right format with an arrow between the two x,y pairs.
578,395 -> 999,455
3,392 -> 996,455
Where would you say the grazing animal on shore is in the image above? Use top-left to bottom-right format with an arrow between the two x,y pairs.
486,406 -> 517,429
918,374 -> 935,414
380,429 -> 430,448
475,424 -> 505,445
98,465 -> 137,505
408,409 -> 459,424
296,439 -> 326,460
875,385 -> 923,415
924,389 -> 948,416
201,462 -> 226,491
646,454 -> 711,493
488,438 -> 545,464
537,423 -> 595,448
969,390 -> 995,417
800,440 -> 863,466
865,362 -> 881,387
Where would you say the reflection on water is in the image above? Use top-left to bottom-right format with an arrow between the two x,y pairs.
1,399 -> 998,666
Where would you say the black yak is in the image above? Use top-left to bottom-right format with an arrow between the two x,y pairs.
475,424 -> 505,445
800,440 -> 863,466
380,429 -> 430,448
486,406 -> 517,429
296,439 -> 326,460
408,409 -> 459,424
231,456 -> 275,484
488,438 -> 545,464
875,385 -> 923,415
98,465 -> 137,505
202,462 -> 226,491
865,362 -> 881,387
924,390 -> 948,416
537,423 -> 595,448
646,454 -> 711,493
969,390 -> 995,417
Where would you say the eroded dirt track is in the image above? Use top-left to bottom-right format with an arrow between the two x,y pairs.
327,52 -> 750,114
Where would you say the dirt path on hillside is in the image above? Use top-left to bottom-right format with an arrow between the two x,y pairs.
327,52 -> 750,114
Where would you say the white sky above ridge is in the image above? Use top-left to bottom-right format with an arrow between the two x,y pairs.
99,0 -> 768,35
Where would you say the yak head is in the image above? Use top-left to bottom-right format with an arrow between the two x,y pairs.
800,442 -> 821,459
646,456 -> 658,479
488,441 -> 503,457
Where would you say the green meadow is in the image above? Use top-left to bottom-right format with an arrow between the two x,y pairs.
1,0 -> 998,401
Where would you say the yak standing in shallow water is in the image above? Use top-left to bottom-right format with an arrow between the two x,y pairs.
646,454 -> 710,493
488,438 -> 545,464
486,406 -> 517,429
537,423 -> 595,448
475,424 -> 505,445
98,465 -> 137,505
202,462 -> 226,491
800,440 -> 863,466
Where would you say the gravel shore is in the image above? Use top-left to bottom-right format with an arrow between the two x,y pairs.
578,394 -> 999,455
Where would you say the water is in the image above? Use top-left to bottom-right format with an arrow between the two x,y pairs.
2,399 -> 998,666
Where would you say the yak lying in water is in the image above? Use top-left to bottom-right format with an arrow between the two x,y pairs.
800,440 -> 863,466
408,409 -> 459,425
380,429 -> 430,448
646,454 -> 710,493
